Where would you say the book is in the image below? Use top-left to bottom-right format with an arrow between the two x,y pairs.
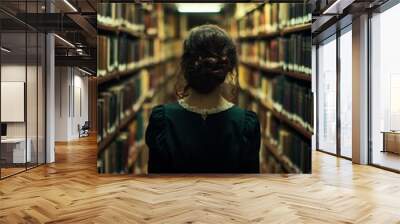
272,76 -> 313,131
238,90 -> 311,173
240,34 -> 311,75
97,34 -> 180,79
237,3 -> 311,39
98,3 -> 145,31
239,66 -> 313,132
97,73 -> 146,143
97,132 -> 130,174
279,127 -> 311,173
97,35 -> 109,76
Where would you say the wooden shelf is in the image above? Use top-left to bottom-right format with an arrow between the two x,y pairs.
240,60 -> 311,82
281,23 -> 311,35
239,31 -> 279,40
97,23 -> 118,33
241,87 -> 313,139
97,56 -> 177,86
97,62 -> 154,86
98,22 -> 159,39
262,136 -> 300,173
238,23 -> 311,40
98,22 -> 144,38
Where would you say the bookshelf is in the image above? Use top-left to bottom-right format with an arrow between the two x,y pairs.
98,92 -> 148,153
236,3 -> 312,173
98,22 -> 150,39
263,137 -> 300,173
241,86 -> 312,139
98,73 -> 174,153
97,56 -> 177,85
97,3 -> 182,174
240,60 -> 311,81
281,23 -> 311,35
239,23 -> 311,40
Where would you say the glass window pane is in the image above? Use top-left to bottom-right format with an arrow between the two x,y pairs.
340,28 -> 352,158
27,31 -> 38,169
38,33 -> 45,165
371,4 -> 400,171
0,0 -> 46,179
318,36 -> 337,154
1,31 -> 28,177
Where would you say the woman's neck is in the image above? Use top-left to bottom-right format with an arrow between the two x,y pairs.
184,88 -> 227,110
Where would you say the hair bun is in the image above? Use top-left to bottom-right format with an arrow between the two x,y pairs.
179,24 -> 238,95
195,56 -> 229,76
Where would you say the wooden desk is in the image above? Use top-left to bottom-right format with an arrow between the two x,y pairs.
382,131 -> 400,154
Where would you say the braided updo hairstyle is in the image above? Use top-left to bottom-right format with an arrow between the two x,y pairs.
175,24 -> 239,99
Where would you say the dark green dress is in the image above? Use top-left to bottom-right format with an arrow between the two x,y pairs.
145,102 -> 261,173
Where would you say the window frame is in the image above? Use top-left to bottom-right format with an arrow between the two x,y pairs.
315,22 -> 353,161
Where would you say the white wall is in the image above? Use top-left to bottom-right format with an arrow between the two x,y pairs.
339,30 -> 353,158
1,63 -> 46,164
55,67 -> 69,141
1,65 -> 26,138
54,67 -> 89,141
0,64 -> 25,164
74,72 -> 89,126
1,65 -> 36,137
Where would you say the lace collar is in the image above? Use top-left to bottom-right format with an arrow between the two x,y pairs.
178,99 -> 234,120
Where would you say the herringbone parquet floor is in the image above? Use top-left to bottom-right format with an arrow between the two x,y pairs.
1,136 -> 400,224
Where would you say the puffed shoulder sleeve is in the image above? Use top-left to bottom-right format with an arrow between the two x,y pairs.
241,110 -> 261,173
145,105 -> 169,173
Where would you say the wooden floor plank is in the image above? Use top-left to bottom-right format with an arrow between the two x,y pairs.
0,136 -> 399,223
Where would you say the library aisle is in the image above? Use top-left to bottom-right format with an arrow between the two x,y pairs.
97,3 -> 312,174
0,135 -> 399,223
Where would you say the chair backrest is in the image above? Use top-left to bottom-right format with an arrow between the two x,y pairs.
82,121 -> 90,129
